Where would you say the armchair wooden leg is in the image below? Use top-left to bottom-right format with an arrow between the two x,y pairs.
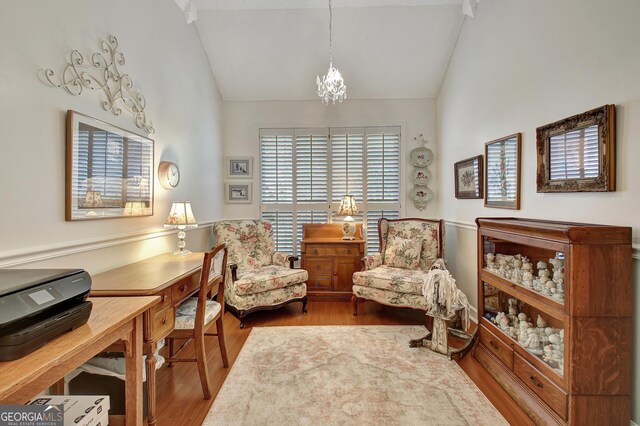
302,297 -> 308,314
352,295 -> 359,316
216,316 -> 229,368
194,332 -> 212,400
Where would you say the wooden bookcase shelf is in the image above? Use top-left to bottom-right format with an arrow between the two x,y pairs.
474,217 -> 632,426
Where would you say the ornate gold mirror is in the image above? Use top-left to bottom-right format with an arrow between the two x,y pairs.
536,105 -> 615,192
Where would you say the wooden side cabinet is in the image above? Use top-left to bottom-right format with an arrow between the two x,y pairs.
301,223 -> 365,301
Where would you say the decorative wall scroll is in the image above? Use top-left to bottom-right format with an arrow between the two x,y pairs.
41,35 -> 155,134
409,134 -> 434,210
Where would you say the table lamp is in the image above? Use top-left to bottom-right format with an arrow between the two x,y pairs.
337,195 -> 358,240
164,201 -> 198,255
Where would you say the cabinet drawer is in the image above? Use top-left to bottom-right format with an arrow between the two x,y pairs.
306,275 -> 332,289
147,307 -> 175,341
514,353 -> 567,419
305,257 -> 332,274
149,287 -> 172,316
479,326 -> 513,369
171,276 -> 199,303
306,244 -> 359,257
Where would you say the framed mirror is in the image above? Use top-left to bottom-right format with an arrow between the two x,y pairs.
66,110 -> 154,221
485,133 -> 521,209
536,105 -> 615,192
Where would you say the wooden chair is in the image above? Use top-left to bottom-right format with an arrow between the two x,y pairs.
165,244 -> 229,400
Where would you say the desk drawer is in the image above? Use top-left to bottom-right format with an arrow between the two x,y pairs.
479,326 -> 513,369
514,353 -> 567,419
147,307 -> 174,341
305,257 -> 332,274
171,276 -> 199,303
306,275 -> 332,289
306,244 -> 359,257
149,287 -> 172,316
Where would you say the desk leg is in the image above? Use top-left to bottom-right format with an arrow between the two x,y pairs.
125,315 -> 143,426
145,341 -> 158,426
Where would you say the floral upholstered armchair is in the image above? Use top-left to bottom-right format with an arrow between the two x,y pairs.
352,218 -> 444,315
213,220 -> 308,328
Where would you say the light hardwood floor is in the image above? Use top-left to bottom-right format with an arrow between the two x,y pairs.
154,301 -> 532,426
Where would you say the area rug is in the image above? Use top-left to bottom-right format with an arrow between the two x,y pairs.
203,326 -> 508,426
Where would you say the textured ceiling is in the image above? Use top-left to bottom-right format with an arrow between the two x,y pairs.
193,0 -> 465,100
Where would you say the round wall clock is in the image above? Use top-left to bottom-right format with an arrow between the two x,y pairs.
158,161 -> 180,189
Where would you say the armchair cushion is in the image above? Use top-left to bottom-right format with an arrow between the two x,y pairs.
353,265 -> 428,295
225,282 -> 307,312
380,219 -> 441,271
383,236 -> 422,269
233,265 -> 308,296
213,220 -> 275,270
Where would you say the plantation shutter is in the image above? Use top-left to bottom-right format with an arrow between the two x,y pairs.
549,125 -> 599,180
84,126 -> 125,207
260,126 -> 401,256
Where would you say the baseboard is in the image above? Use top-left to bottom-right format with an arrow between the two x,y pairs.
0,221 -> 215,268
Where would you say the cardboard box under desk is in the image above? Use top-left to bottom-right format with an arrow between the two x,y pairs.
69,372 -> 147,417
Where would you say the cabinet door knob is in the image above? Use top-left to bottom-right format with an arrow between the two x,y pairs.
180,284 -> 187,292
316,265 -> 321,270
346,249 -> 352,254
161,317 -> 167,325
313,250 -> 319,255
489,340 -> 499,351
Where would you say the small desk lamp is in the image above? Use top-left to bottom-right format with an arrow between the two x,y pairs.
164,201 -> 198,255
337,195 -> 358,240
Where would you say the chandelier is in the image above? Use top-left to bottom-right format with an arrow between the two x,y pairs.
316,0 -> 346,104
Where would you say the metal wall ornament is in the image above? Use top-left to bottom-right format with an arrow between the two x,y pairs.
41,35 -> 155,134
409,134 -> 434,210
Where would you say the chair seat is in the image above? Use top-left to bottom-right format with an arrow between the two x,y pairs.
234,265 -> 308,296
175,298 -> 221,330
352,265 -> 428,295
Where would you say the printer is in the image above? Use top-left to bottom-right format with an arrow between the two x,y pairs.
0,269 -> 92,361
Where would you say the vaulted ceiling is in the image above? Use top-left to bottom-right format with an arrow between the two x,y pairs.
190,0 -> 467,101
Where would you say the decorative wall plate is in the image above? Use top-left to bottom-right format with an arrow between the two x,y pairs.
412,167 -> 432,186
410,186 -> 434,211
409,146 -> 433,167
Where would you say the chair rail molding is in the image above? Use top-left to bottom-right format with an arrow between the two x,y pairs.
0,221 -> 214,269
40,35 -> 155,133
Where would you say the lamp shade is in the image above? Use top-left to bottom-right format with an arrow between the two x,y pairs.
122,201 -> 146,216
164,201 -> 198,229
337,195 -> 358,216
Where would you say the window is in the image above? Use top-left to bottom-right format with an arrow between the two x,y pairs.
260,126 -> 401,255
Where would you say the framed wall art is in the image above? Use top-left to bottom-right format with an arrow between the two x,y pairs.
454,155 -> 483,199
66,110 -> 154,221
484,133 -> 521,209
226,156 -> 253,179
536,104 -> 615,192
225,183 -> 252,204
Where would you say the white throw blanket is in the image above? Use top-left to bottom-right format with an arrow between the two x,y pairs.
422,259 -> 471,330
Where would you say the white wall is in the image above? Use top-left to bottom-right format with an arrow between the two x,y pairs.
222,99 -> 438,223
437,0 -> 640,421
0,0 -> 224,274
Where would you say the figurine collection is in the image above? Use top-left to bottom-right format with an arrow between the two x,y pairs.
490,298 -> 564,374
485,252 -> 565,302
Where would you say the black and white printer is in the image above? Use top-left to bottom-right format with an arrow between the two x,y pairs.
0,269 -> 92,361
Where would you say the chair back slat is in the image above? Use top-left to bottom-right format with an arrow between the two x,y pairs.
195,243 -> 227,333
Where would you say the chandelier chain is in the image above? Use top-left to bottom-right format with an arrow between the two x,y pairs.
329,0 -> 333,64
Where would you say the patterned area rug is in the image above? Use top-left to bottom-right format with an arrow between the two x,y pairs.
203,326 -> 507,426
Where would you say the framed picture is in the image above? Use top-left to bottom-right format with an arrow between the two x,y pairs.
484,133 -> 521,209
66,110 -> 154,221
454,155 -> 483,199
226,156 -> 253,179
226,183 -> 252,204
536,104 -> 615,193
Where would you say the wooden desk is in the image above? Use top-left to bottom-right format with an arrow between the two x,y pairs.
90,253 -> 203,426
301,224 -> 365,301
0,296 -> 157,426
